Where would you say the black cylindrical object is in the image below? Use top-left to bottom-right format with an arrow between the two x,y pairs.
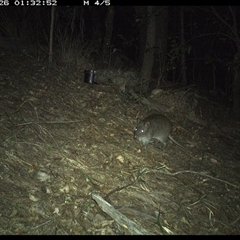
84,69 -> 96,84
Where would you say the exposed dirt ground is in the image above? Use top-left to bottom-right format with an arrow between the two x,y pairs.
0,49 -> 240,235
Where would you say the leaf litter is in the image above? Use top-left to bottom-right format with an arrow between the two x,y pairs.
0,51 -> 240,235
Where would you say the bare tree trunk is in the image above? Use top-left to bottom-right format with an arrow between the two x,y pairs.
180,6 -> 187,85
155,6 -> 168,86
134,7 -> 148,67
102,7 -> 115,66
210,6 -> 240,119
139,6 -> 156,93
89,7 -> 102,43
49,6 -> 55,64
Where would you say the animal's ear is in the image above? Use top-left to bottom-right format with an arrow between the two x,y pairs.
145,121 -> 150,128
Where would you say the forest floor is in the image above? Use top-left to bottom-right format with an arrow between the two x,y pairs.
0,48 -> 240,235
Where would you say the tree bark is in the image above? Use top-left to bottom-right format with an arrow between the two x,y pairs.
48,6 -> 55,64
134,6 -> 147,67
139,6 -> 156,93
180,6 -> 187,85
155,6 -> 168,86
102,7 -> 115,66
210,6 -> 240,119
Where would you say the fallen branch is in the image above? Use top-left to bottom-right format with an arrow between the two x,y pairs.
92,193 -> 154,235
